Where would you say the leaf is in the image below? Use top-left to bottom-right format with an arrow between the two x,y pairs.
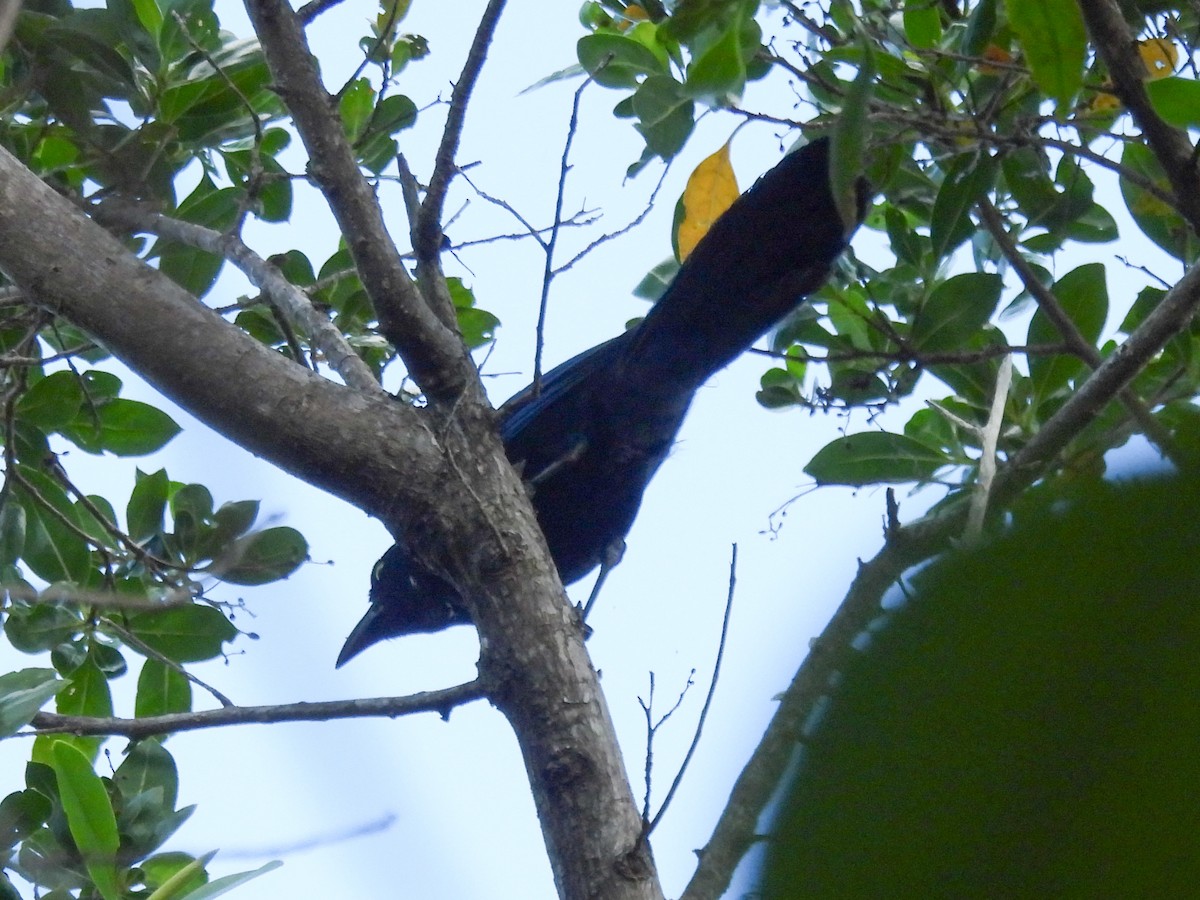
135,658 -> 192,719
903,1 -> 942,50
762,475 -> 1200,897
15,469 -> 91,583
55,660 -> 113,760
1145,77 -> 1200,128
830,41 -> 874,234
685,15 -> 746,104
128,468 -> 170,541
1007,0 -> 1086,110
930,151 -> 997,262
676,142 -> 738,261
911,273 -> 1003,352
51,742 -> 122,900
0,669 -> 66,738
16,372 -> 85,430
4,604 -> 83,653
633,257 -> 679,301
115,740 -> 178,810
577,33 -> 665,88
89,399 -> 181,456
1138,38 -> 1178,79
805,432 -> 950,486
175,859 -> 282,899
1119,141 -> 1192,261
1027,262 -> 1108,405
124,605 -> 237,663
217,527 -> 308,585
632,75 -> 694,158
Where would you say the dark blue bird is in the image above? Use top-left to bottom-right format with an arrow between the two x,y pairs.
338,136 -> 868,666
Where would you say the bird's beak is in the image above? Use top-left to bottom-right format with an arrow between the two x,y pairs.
336,604 -> 384,668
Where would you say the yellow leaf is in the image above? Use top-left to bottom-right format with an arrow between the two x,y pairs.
677,142 -> 739,262
1138,38 -> 1178,80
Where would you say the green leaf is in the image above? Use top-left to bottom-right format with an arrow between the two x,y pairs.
0,500 -> 26,567
4,604 -> 83,653
930,151 -> 998,262
1120,141 -> 1194,261
84,399 -> 181,456
805,432 -> 950,486
124,605 -> 236,663
830,41 -> 874,234
911,273 -> 1003,352
1145,77 -> 1200,128
55,659 -> 113,760
135,658 -> 192,719
175,859 -> 282,899
685,16 -> 746,104
577,33 -> 665,88
15,469 -> 91,583
1007,0 -> 1086,110
632,75 -> 694,158
0,788 -> 52,853
115,740 -> 178,810
129,469 -> 171,541
217,527 -> 308,586
16,372 -> 85,430
0,669 -> 66,738
904,1 -> 942,50
142,852 -> 210,896
633,257 -> 679,301
339,78 -> 375,142
51,742 -> 122,900
1027,263 -> 1108,405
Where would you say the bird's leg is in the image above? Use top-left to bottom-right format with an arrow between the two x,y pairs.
581,538 -> 626,621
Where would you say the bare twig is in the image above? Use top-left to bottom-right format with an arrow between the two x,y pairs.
415,0 -> 508,265
647,544 -> 738,835
25,680 -> 486,739
534,73 -> 591,390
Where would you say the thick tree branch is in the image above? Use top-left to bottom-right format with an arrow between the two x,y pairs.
243,0 -> 476,403
1078,0 -> 1200,232
26,681 -> 486,739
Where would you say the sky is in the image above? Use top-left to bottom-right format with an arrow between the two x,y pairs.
0,1 -> 1177,898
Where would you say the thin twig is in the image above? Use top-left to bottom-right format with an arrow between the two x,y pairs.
647,543 -> 738,836
25,680 -> 486,739
416,0 -> 508,264
534,73 -> 592,391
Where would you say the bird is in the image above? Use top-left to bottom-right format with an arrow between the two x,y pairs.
337,135 -> 868,666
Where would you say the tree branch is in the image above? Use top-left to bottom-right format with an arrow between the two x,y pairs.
1078,0 -> 1200,232
26,681 -> 486,739
92,198 -> 380,392
243,0 -> 476,403
415,0 -> 508,266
